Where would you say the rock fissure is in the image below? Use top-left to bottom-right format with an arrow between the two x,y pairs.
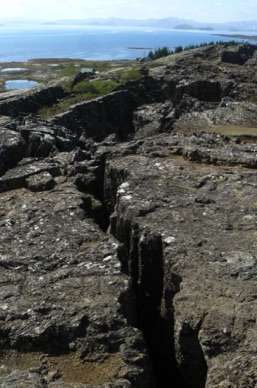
0,42 -> 257,386
70,150 -> 201,387
103,171 -> 203,387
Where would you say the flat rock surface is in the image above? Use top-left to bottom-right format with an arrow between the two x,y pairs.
105,132 -> 257,387
0,174 -> 152,387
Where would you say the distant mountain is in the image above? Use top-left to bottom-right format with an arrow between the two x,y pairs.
174,24 -> 213,31
0,17 -> 257,32
42,22 -> 59,26
47,17 -> 257,32
51,17 -> 194,29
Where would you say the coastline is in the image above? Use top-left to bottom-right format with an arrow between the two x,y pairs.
215,33 -> 257,41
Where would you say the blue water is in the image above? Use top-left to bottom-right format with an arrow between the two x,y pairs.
5,79 -> 39,90
0,25 -> 253,62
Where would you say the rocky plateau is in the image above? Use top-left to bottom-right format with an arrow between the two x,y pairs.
0,42 -> 257,387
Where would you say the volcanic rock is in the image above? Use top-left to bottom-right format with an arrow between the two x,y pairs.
0,42 -> 257,387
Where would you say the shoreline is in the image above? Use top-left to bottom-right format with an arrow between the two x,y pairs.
215,33 -> 257,41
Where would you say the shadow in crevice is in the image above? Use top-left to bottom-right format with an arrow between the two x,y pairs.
163,271 -> 208,388
145,273 -> 191,388
176,320 -> 208,388
127,229 -> 191,388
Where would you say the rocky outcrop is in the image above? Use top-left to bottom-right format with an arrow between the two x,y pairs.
0,127 -> 27,175
0,42 -> 257,387
101,131 -> 257,387
174,99 -> 257,132
0,83 -> 67,117
52,76 -> 166,142
220,43 -> 257,65
0,122 -> 154,387
72,69 -> 96,87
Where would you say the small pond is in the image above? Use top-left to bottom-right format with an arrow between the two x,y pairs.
1,68 -> 27,72
5,80 -> 39,90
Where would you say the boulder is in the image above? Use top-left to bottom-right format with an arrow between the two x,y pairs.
0,128 -> 27,176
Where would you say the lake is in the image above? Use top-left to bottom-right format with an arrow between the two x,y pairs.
5,80 -> 39,90
0,25 -> 254,62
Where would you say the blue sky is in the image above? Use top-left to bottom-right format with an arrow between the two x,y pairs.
0,0 -> 256,23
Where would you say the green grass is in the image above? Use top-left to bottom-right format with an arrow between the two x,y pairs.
73,79 -> 119,94
39,79 -> 120,119
38,60 -> 143,119
61,61 -> 111,77
121,68 -> 142,83
39,92 -> 102,118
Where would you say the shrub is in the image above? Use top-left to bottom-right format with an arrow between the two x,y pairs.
62,63 -> 79,77
73,79 -> 119,95
121,69 -> 142,83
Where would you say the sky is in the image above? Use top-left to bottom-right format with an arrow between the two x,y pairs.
0,0 -> 257,23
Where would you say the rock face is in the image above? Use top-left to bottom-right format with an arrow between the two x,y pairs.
0,126 -> 154,387
0,83 -> 67,117
103,133 -> 257,387
52,76 -> 166,142
220,43 -> 256,65
0,127 -> 27,175
0,43 -> 257,387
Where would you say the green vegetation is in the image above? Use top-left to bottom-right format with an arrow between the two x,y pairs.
121,68 -> 142,83
175,46 -> 183,53
39,65 -> 143,119
147,40 -> 242,60
62,63 -> 79,77
73,79 -> 119,95
61,61 -> 110,77
39,94 -> 88,119
184,40 -> 242,51
64,67 -> 141,96
148,46 -> 173,60
39,79 -> 120,119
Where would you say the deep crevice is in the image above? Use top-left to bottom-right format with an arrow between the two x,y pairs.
135,231 -> 186,388
110,216 -> 192,388
77,160 -> 206,387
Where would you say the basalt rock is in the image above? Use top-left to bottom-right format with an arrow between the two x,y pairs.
0,42 -> 257,387
174,99 -> 257,133
52,76 -> 167,142
0,150 -> 154,387
220,43 -> 257,65
0,127 -> 27,175
102,131 -> 257,387
0,115 -> 78,177
0,83 -> 67,117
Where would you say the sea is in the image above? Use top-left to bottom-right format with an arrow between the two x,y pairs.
0,25 -> 255,62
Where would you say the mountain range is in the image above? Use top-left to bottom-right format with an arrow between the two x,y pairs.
0,17 -> 257,32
